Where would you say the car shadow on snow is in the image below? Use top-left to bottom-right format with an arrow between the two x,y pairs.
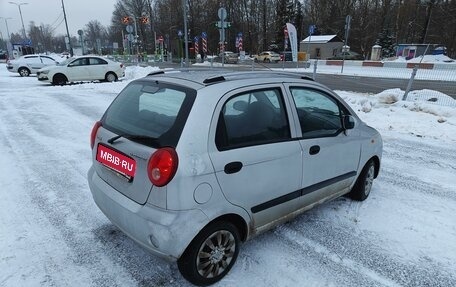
92,223 -> 189,286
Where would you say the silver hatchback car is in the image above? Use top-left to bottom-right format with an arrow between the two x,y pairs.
88,70 -> 382,286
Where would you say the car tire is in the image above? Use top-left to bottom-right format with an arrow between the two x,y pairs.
348,159 -> 375,201
52,74 -> 68,86
18,67 -> 30,77
105,72 -> 117,82
177,221 -> 240,286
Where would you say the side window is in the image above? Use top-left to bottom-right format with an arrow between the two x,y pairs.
89,58 -> 107,65
290,88 -> 343,138
216,88 -> 290,150
25,56 -> 40,64
41,56 -> 56,65
70,58 -> 88,66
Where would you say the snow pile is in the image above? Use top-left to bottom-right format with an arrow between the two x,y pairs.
408,54 -> 454,63
394,55 -> 454,63
124,65 -> 160,80
337,89 -> 456,143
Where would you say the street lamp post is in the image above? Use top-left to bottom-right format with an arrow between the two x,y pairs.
8,2 -> 28,40
182,0 -> 189,67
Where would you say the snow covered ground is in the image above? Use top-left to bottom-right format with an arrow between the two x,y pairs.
0,65 -> 455,287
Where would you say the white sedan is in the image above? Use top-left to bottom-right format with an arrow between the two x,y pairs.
37,55 -> 125,85
254,51 -> 281,63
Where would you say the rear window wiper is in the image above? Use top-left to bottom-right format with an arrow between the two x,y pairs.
108,134 -> 159,145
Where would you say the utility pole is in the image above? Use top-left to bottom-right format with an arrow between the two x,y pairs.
61,0 -> 73,56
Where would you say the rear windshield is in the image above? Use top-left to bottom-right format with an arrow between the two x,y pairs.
102,80 -> 196,148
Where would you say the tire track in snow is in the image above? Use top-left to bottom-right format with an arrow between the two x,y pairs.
274,213 -> 456,287
0,89 -> 172,286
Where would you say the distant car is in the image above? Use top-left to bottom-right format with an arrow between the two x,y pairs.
6,54 -> 58,77
255,51 -> 281,63
219,51 -> 238,64
328,51 -> 364,60
88,69 -> 382,286
37,55 -> 125,85
0,50 -> 7,61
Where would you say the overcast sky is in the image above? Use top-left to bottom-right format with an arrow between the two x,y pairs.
0,0 -> 114,38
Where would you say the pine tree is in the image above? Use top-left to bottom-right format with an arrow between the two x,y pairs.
376,29 -> 396,58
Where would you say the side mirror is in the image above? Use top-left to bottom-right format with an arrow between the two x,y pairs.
343,115 -> 355,130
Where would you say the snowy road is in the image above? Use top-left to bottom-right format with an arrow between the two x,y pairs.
1,66 -> 455,287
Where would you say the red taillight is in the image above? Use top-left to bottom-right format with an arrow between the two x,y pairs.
147,148 -> 178,187
90,121 -> 102,149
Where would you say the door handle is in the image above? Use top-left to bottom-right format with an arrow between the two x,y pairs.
224,161 -> 243,174
309,145 -> 320,155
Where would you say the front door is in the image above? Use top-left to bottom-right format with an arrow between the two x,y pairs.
286,85 -> 361,206
66,58 -> 90,81
208,86 -> 303,229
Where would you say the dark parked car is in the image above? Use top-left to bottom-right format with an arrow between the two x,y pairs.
328,51 -> 364,60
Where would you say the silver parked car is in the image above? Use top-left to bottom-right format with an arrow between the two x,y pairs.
6,54 -> 58,76
218,51 -> 238,64
88,70 -> 382,286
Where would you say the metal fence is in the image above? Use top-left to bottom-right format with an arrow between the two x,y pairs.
282,59 -> 456,104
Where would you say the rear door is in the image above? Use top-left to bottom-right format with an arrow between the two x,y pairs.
88,57 -> 108,80
24,55 -> 42,72
208,85 -> 303,229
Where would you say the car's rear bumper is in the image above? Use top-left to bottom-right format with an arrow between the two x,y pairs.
87,166 -> 209,261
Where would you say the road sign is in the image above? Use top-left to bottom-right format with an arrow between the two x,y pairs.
77,29 -> 83,36
127,34 -> 134,42
122,16 -> 130,24
201,32 -> 207,39
177,30 -> 183,37
126,25 -> 133,33
140,16 -> 149,24
216,21 -> 231,29
218,8 -> 227,20
309,25 -> 315,35
158,35 -> 164,43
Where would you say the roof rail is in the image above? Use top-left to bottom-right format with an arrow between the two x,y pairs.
147,70 -> 165,76
203,71 -> 314,84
